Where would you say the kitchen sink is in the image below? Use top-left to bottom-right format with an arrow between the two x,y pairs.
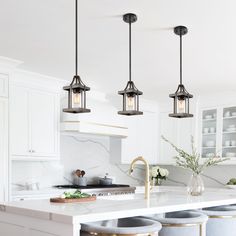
98,191 -> 167,201
98,194 -> 143,201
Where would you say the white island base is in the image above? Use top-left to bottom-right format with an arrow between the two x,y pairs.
1,187 -> 236,236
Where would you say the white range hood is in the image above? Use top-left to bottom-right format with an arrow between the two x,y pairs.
61,121 -> 128,138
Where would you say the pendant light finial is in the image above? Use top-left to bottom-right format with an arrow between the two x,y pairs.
118,13 -> 143,116
169,25 -> 193,118
63,0 -> 91,114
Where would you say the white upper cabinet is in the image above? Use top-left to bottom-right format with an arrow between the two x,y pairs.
159,112 -> 178,164
0,98 -> 8,201
30,90 -> 58,157
10,86 -> 29,156
0,73 -> 9,97
10,84 -> 60,160
159,111 -> 194,164
119,102 -> 159,164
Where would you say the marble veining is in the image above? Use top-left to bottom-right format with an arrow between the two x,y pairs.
11,133 -> 234,197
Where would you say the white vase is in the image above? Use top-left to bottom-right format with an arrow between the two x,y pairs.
187,173 -> 204,196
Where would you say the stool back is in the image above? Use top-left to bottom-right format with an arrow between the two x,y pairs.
202,206 -> 236,236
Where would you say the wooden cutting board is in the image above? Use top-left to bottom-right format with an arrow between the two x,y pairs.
50,196 -> 96,203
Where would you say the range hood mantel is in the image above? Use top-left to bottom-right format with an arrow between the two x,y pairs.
60,121 -> 128,138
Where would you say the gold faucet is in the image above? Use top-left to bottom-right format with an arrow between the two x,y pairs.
129,156 -> 150,200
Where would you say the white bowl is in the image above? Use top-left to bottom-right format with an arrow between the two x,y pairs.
205,115 -> 212,119
205,141 -> 215,147
225,140 -> 231,146
224,112 -> 231,117
226,127 -> 236,132
206,153 -> 215,158
203,128 -> 209,134
226,185 -> 236,189
226,152 -> 236,157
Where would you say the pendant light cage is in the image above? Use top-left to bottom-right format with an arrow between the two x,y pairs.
63,75 -> 90,113
63,0 -> 90,114
118,80 -> 143,115
118,13 -> 143,116
169,84 -> 193,118
169,25 -> 193,118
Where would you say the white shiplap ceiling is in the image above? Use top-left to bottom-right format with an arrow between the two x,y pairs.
1,0 -> 236,100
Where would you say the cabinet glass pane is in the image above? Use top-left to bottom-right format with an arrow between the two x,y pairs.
201,109 -> 217,158
222,107 -> 236,158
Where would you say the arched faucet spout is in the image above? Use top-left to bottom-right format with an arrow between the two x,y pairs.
129,156 -> 150,200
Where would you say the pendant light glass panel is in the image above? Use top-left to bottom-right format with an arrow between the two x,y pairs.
169,85 -> 193,118
118,81 -> 142,115
169,26 -> 193,118
63,76 -> 90,113
118,13 -> 143,116
63,0 -> 90,114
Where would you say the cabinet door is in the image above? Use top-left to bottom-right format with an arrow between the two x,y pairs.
30,90 -> 58,157
159,112 -> 178,164
0,73 -> 8,97
0,98 -> 8,201
10,86 -> 29,156
177,118 -> 194,153
121,111 -> 158,164
159,112 -> 194,164
136,111 -> 158,164
121,116 -> 139,163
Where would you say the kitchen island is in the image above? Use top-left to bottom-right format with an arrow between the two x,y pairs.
1,187 -> 236,236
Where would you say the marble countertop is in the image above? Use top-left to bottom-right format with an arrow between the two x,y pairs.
2,187 -> 236,224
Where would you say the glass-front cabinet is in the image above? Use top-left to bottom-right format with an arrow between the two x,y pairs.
201,109 -> 217,158
200,106 -> 236,163
222,107 -> 236,159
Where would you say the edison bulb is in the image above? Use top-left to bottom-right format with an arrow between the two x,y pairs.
72,92 -> 81,108
126,96 -> 135,110
177,99 -> 185,113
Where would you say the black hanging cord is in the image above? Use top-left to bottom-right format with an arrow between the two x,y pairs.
129,21 -> 131,82
180,33 -> 182,85
75,0 -> 78,76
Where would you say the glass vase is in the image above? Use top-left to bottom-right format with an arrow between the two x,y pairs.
187,173 -> 204,196
152,178 -> 162,186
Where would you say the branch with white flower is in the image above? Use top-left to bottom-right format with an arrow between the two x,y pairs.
161,135 -> 229,174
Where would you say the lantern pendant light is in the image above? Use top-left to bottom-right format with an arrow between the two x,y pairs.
63,0 -> 90,113
118,13 -> 143,116
169,26 -> 193,118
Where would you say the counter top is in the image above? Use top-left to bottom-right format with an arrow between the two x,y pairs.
2,187 -> 236,224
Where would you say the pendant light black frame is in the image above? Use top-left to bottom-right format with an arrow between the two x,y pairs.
169,25 -> 193,118
63,0 -> 90,113
118,13 -> 143,116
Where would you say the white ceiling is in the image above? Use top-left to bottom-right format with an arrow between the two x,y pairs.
1,0 -> 236,100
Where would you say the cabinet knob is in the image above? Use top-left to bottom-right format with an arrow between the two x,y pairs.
31,150 -> 35,153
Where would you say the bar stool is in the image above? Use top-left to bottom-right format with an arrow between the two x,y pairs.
81,217 -> 162,236
202,206 -> 236,236
142,211 -> 208,236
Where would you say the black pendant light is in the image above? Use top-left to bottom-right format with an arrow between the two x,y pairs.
63,0 -> 90,113
169,26 -> 193,118
118,13 -> 143,116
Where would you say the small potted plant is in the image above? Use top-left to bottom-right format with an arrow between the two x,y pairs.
151,166 -> 169,186
162,135 -> 228,196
